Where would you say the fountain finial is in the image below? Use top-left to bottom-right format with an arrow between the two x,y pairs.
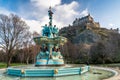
48,6 -> 53,26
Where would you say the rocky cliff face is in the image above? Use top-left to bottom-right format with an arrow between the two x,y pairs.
59,26 -> 101,44
73,30 -> 101,44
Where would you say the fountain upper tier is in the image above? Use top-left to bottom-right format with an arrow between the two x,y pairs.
34,35 -> 67,45
33,7 -> 67,45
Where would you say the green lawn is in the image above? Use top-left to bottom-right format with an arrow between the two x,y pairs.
0,62 -> 26,69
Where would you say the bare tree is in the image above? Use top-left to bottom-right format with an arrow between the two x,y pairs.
22,32 -> 33,64
0,14 -> 29,67
32,45 -> 40,63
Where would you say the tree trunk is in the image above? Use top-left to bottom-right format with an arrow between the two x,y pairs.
102,58 -> 105,64
26,57 -> 29,65
7,56 -> 12,67
34,56 -> 36,64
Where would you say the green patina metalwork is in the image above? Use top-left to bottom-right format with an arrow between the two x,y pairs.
33,7 -> 67,66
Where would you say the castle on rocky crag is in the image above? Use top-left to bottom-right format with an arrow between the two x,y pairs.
71,14 -> 119,33
59,13 -> 119,43
72,14 -> 100,30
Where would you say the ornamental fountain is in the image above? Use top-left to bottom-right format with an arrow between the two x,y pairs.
34,7 -> 67,66
6,7 -> 89,77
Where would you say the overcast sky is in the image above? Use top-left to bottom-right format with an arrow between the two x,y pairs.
0,0 -> 120,33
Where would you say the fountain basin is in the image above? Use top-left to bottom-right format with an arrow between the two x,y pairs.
0,66 -> 115,80
7,65 -> 89,77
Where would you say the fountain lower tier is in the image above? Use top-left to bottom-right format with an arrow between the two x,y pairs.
33,36 -> 67,66
7,66 -> 90,77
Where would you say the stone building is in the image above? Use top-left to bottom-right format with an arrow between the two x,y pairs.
73,14 -> 100,29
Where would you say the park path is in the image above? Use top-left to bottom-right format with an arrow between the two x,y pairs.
92,66 -> 120,80
104,67 -> 120,80
0,68 -> 6,76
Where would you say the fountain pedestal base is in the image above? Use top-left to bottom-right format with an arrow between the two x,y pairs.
35,59 -> 64,66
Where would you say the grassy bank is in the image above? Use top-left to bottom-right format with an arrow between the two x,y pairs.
0,62 -> 26,69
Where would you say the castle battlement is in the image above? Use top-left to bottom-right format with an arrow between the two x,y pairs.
73,14 -> 100,29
